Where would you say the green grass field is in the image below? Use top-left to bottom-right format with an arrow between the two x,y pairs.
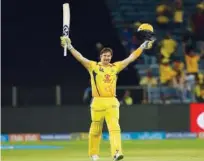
2,140 -> 204,161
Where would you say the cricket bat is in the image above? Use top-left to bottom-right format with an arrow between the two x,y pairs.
63,3 -> 70,56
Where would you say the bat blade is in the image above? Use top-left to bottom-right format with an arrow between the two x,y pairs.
63,3 -> 70,56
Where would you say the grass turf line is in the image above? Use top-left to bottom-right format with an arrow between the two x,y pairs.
2,140 -> 204,161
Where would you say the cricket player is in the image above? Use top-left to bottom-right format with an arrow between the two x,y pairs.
61,24 -> 155,161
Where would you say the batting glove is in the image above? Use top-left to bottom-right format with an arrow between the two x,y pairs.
140,40 -> 155,50
60,36 -> 73,50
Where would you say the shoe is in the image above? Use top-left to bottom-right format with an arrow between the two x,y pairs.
113,151 -> 124,161
91,155 -> 99,161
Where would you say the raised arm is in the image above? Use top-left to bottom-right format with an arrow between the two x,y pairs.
69,47 -> 91,69
60,36 -> 91,69
119,40 -> 155,70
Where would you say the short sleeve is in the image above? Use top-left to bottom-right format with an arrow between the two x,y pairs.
113,61 -> 124,73
87,61 -> 97,72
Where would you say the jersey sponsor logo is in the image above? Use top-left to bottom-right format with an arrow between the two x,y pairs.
105,86 -> 112,93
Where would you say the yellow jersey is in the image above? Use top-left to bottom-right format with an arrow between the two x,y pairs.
160,39 -> 177,58
185,55 -> 200,73
174,10 -> 183,23
195,84 -> 204,99
173,62 -> 184,72
160,64 -> 177,83
87,61 -> 124,97
140,76 -> 158,87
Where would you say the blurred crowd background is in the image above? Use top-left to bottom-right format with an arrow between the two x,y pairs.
2,0 -> 204,106
102,0 -> 204,105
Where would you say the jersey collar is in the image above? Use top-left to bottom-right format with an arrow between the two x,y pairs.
98,62 -> 112,67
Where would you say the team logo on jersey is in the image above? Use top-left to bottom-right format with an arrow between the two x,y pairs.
99,67 -> 104,72
104,74 -> 111,83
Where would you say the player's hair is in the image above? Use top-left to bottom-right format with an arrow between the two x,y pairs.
100,47 -> 113,56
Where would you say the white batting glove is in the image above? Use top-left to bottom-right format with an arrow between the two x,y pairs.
140,40 -> 155,50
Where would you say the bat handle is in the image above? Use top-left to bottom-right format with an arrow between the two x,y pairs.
64,45 -> 67,56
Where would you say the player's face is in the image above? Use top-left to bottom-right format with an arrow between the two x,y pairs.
100,52 -> 112,65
